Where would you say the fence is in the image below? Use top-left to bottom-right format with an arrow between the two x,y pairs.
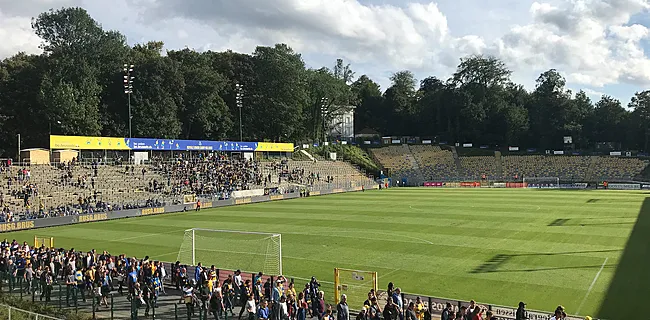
0,304 -> 63,320
0,266 -> 280,320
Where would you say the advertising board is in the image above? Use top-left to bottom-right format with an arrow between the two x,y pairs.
491,306 -> 583,320
50,135 -> 293,152
460,182 -> 480,187
607,183 -> 640,190
559,183 -> 588,189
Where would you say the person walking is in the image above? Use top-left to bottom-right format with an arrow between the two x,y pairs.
337,294 -> 350,320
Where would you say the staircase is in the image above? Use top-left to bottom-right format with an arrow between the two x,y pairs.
299,149 -> 316,162
585,156 -> 601,181
495,151 -> 503,179
451,146 -> 462,173
406,144 -> 426,185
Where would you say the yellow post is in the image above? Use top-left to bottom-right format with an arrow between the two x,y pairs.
334,268 -> 340,305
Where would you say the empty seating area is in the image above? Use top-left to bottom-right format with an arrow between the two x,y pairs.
459,156 -> 498,180
264,160 -> 376,189
369,145 -> 414,172
371,145 -> 650,183
588,157 -> 648,181
410,145 -> 458,181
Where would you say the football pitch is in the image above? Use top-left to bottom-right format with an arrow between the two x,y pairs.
4,188 -> 649,319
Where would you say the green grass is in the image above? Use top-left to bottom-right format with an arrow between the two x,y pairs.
3,188 -> 647,319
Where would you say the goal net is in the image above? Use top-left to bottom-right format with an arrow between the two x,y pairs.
334,268 -> 378,308
177,228 -> 282,275
34,236 -> 54,248
522,177 -> 559,188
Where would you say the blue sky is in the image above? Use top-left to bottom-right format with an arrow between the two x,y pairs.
1,0 -> 649,105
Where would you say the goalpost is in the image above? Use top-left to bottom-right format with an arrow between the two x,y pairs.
334,268 -> 378,308
522,177 -> 560,188
177,228 -> 282,275
34,236 -> 54,248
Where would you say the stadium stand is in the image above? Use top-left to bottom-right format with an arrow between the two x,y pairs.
371,145 -> 650,184
408,145 -> 457,181
586,156 -> 648,181
0,155 -> 376,222
368,145 -> 414,172
458,156 -> 498,180
501,155 -> 592,181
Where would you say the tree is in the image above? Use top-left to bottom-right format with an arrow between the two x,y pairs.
589,96 -> 628,146
305,67 -> 352,140
0,53 -> 47,154
129,56 -> 184,138
452,55 -> 512,88
40,58 -> 102,137
527,69 -> 573,148
628,90 -> 650,150
249,44 -> 308,141
351,75 -> 384,133
333,58 -> 355,84
168,49 -> 232,140
383,71 -> 417,135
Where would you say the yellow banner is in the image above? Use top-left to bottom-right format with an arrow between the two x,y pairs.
183,194 -> 197,204
141,207 -> 165,216
270,195 -> 284,200
79,213 -> 108,223
235,198 -> 252,205
50,135 -> 129,150
0,221 -> 35,232
256,142 -> 294,152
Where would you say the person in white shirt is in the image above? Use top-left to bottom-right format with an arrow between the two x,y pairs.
550,310 -> 563,320
245,294 -> 257,320
279,295 -> 289,320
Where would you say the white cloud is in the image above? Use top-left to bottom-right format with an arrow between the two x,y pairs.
0,12 -> 42,57
0,0 -> 649,98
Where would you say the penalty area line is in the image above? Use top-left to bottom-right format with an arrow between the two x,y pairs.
576,257 -> 608,315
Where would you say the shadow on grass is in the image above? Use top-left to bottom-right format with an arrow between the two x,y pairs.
597,197 -> 650,319
485,264 -> 615,273
470,250 -> 621,274
548,218 -> 635,227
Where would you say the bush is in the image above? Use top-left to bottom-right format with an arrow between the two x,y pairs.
307,144 -> 380,174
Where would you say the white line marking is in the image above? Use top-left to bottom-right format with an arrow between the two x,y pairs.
576,257 -> 608,315
96,229 -> 180,243
288,229 -> 434,245
378,268 -> 401,280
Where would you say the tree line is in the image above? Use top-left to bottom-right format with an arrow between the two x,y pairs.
1,7 -> 649,157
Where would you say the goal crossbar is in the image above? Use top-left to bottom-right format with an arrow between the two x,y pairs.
185,228 -> 281,236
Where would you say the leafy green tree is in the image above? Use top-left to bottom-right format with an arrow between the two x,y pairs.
168,49 -> 232,140
351,75 -> 384,133
129,56 -> 184,138
628,90 -> 650,150
249,44 -> 308,141
590,96 -> 628,146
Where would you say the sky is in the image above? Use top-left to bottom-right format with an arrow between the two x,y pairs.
0,0 -> 649,104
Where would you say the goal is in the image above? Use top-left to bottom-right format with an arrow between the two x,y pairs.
522,177 -> 559,188
34,236 -> 54,248
177,228 -> 282,275
334,268 -> 378,308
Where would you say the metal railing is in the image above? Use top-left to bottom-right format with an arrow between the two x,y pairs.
0,304 -> 63,320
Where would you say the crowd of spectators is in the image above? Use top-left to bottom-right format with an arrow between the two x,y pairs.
266,160 -> 333,186
153,154 -> 263,200
0,240 -> 167,316
0,238 -> 594,320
